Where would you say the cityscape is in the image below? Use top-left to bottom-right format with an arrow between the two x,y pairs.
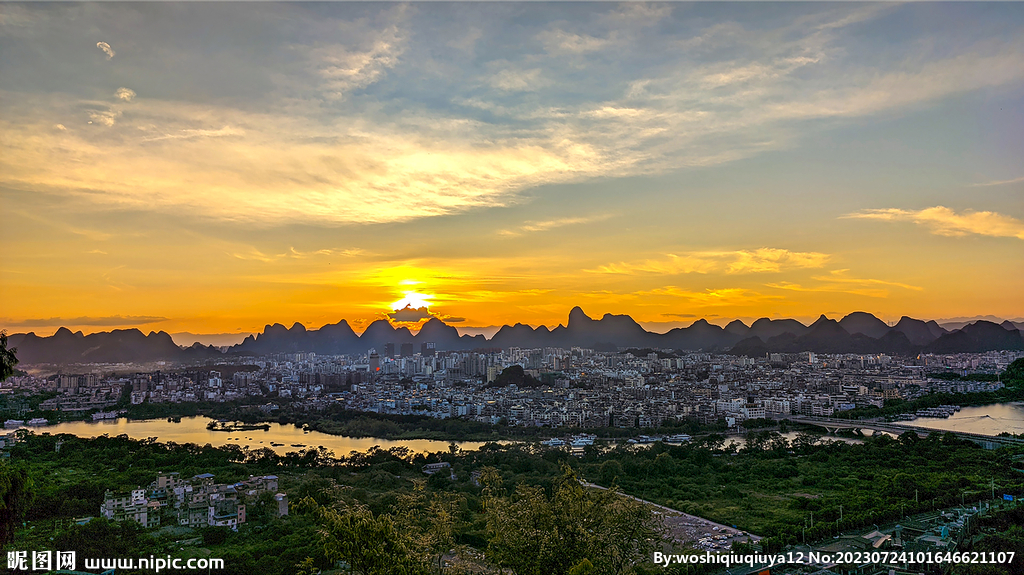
2,2 -> 1023,575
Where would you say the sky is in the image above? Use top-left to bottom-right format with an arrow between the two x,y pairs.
2,2 -> 1023,342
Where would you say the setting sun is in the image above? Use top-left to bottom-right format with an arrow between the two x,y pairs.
391,291 -> 433,311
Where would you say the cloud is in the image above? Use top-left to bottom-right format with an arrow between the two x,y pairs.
4,315 -> 168,328
843,206 -> 1024,240
96,41 -> 114,59
115,87 -> 136,102
501,215 -> 610,236
970,176 -> 1024,187
766,270 -> 922,298
53,123 -> 65,131
539,29 -> 612,54
143,126 -> 244,142
811,269 -> 923,291
490,68 -> 546,92
311,25 -> 404,99
388,305 -> 433,323
229,246 -> 364,262
4,6 -> 1024,229
592,248 -> 830,275
636,287 -> 784,307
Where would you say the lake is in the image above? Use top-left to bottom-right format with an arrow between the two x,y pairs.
19,416 -> 497,456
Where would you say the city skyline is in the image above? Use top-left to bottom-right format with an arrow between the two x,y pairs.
2,3 -> 1023,337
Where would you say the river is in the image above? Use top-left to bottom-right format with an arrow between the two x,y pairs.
17,402 -> 1022,454
18,416 -> 496,456
897,402 -> 1024,435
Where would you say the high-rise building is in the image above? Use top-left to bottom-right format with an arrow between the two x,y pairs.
369,353 -> 380,373
421,342 -> 435,357
400,343 -> 414,358
384,343 -> 395,358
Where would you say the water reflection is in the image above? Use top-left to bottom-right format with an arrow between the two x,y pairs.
898,402 -> 1024,435
22,416 -> 496,455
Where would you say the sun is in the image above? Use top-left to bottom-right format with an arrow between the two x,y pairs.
390,291 -> 432,311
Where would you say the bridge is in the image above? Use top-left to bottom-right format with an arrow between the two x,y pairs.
785,416 -> 1024,449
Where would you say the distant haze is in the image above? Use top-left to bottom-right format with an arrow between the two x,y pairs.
169,332 -> 254,347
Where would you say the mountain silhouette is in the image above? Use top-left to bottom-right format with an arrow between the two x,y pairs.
7,309 -> 1022,364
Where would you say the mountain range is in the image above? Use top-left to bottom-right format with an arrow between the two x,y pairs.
6,308 -> 1023,365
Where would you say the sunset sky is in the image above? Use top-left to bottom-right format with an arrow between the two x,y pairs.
2,3 -> 1023,342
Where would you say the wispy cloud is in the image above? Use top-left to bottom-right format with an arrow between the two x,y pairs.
489,67 -> 546,92
766,270 -> 922,298
96,41 -> 115,59
970,176 -> 1024,187
4,315 -> 167,328
143,126 -> 244,142
843,206 -> 1024,240
500,215 -> 610,237
636,286 -> 785,307
311,22 -> 404,99
539,29 -> 613,54
229,246 -> 364,263
592,248 -> 830,275
3,5 -> 1023,231
812,270 -> 923,291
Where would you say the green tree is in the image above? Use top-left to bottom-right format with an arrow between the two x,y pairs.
0,331 -> 17,382
298,497 -> 430,575
482,465 -> 664,575
0,464 -> 35,543
395,480 -> 466,574
1004,358 -> 1024,384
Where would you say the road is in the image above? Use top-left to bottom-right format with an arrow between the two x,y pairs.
581,482 -> 762,550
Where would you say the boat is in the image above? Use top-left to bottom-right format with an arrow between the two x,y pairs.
4,420 -> 25,428
665,434 -> 692,443
290,444 -> 306,448
541,438 -> 566,447
27,418 -> 49,426
570,434 -> 596,447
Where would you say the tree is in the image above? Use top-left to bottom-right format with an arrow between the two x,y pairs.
482,465 -> 664,575
0,330 -> 18,382
0,464 -> 35,543
298,497 -> 430,575
1004,358 -> 1024,384
394,480 -> 466,574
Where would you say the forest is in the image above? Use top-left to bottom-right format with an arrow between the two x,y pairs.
1,425 -> 1022,574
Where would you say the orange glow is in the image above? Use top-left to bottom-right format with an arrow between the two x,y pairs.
390,291 -> 433,311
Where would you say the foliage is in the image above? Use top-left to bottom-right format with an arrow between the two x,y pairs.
0,330 -> 18,382
299,497 -> 431,575
481,465 -> 664,575
955,506 -> 1024,575
1004,358 -> 1024,384
52,517 -> 152,557
0,463 -> 35,543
